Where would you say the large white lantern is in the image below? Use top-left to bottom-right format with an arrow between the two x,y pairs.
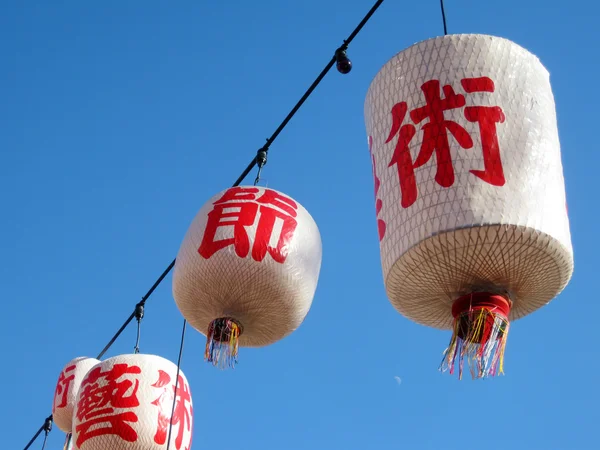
173,185 -> 322,368
52,357 -> 100,433
71,354 -> 193,450
364,34 -> 573,378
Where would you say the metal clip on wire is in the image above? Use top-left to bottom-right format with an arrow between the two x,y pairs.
133,302 -> 144,354
43,417 -> 52,434
254,147 -> 268,186
335,43 -> 352,74
40,417 -> 52,450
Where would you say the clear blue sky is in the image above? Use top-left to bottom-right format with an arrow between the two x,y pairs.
2,1 -> 597,449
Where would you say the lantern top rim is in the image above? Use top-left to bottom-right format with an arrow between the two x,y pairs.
99,352 -> 171,360
364,33 -> 549,108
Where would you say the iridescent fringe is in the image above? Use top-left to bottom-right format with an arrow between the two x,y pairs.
204,318 -> 242,369
439,308 -> 509,379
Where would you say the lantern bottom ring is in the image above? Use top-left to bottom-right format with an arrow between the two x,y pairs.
439,292 -> 512,380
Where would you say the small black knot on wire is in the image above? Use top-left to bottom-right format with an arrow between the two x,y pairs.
254,147 -> 269,186
39,416 -> 53,450
135,302 -> 145,321
335,45 -> 352,74
134,302 -> 144,354
256,148 -> 268,168
43,416 -> 52,434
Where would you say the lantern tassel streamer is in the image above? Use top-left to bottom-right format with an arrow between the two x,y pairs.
439,308 -> 509,380
205,318 -> 241,369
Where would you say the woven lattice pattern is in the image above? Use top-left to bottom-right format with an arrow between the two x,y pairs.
387,225 -> 572,329
364,34 -> 574,329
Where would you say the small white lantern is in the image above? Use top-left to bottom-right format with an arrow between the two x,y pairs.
71,354 -> 193,450
173,186 -> 322,368
52,357 -> 100,433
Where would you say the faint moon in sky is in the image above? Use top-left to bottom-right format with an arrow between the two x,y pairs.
394,376 -> 402,385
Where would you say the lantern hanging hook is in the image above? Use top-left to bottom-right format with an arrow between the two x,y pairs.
133,302 -> 144,354
254,146 -> 269,186
40,416 -> 52,450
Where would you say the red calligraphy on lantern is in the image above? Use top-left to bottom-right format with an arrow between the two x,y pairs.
368,135 -> 386,240
198,187 -> 298,263
385,76 -> 506,208
461,77 -> 506,186
151,370 -> 193,450
74,363 -> 141,448
385,102 -> 418,208
54,364 -> 76,409
409,80 -> 474,188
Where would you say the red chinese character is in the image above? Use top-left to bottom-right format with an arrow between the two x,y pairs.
198,200 -> 258,259
385,77 -> 506,209
151,370 -> 193,450
368,135 -> 386,240
74,363 -> 141,448
255,189 -> 297,217
213,186 -> 259,204
461,77 -> 506,186
198,187 -> 298,263
410,79 -> 474,188
54,364 -> 76,409
386,102 -> 418,208
461,76 -> 495,93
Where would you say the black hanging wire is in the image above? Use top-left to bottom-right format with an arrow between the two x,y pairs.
22,1 -> 385,448
24,415 -> 52,450
234,0 -> 385,187
96,258 -> 176,361
23,259 -> 176,450
166,319 -> 187,450
440,0 -> 448,35
39,433 -> 48,450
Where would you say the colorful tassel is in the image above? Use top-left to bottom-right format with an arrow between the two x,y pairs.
439,293 -> 511,380
205,317 -> 242,369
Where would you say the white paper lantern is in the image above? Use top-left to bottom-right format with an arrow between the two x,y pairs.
173,186 -> 322,368
71,354 -> 193,450
52,357 -> 100,433
364,34 -> 573,378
